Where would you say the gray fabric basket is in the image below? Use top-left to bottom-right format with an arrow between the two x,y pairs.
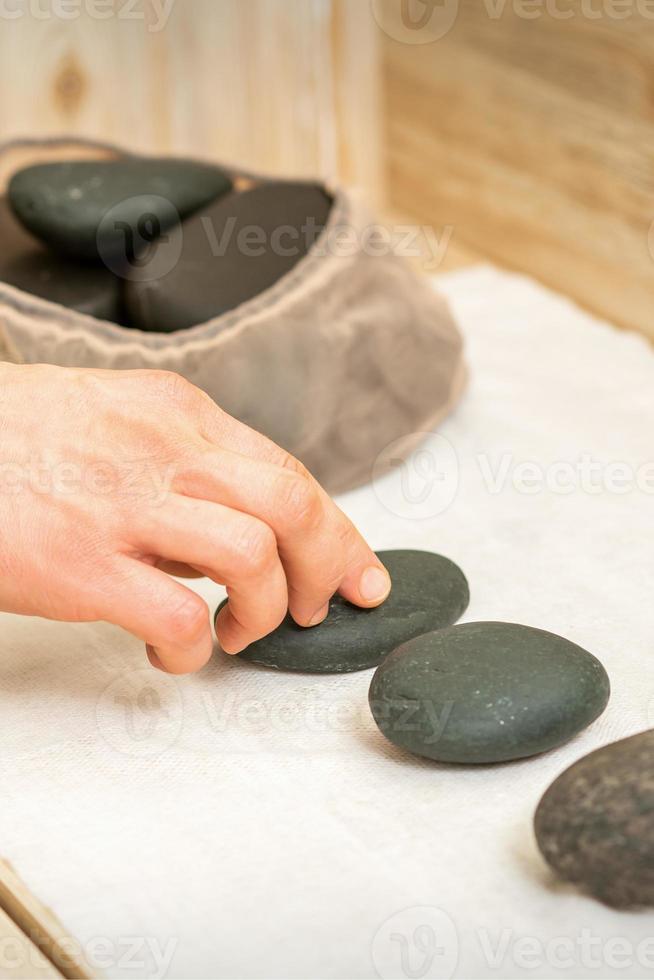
0,138 -> 466,493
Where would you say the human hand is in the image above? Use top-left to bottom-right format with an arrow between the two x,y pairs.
0,363 -> 390,673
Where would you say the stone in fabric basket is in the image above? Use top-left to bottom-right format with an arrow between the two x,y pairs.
0,138 -> 466,493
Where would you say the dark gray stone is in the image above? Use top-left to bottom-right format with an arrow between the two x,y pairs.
8,157 -> 231,261
125,181 -> 332,332
535,729 -> 654,909
216,550 -> 469,674
369,622 -> 610,764
0,197 -> 121,320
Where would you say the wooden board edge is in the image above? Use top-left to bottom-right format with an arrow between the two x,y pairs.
0,905 -> 62,979
0,859 -> 98,980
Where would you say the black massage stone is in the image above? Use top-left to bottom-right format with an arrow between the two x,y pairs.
535,729 -> 654,909
0,196 -> 121,320
217,550 -> 469,674
125,181 -> 333,332
369,622 -> 610,764
8,157 -> 232,261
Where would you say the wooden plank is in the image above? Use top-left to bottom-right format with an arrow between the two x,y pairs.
381,0 -> 654,337
0,906 -> 60,979
0,0 -> 382,195
332,0 -> 384,203
0,859 -> 95,980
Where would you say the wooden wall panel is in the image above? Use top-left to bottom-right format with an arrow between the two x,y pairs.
0,0 -> 383,200
381,0 -> 654,337
2,1 -> 649,334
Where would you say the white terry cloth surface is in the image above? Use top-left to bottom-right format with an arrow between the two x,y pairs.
1,265 -> 653,980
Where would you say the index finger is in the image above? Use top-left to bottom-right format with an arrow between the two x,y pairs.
191,399 -> 392,623
176,445 -> 392,629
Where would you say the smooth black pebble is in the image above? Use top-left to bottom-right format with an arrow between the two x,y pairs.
8,157 -> 232,261
0,197 -> 121,320
535,729 -> 654,909
369,622 -> 610,764
125,181 -> 333,332
216,550 -> 469,674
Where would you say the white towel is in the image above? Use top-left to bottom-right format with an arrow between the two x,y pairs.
1,266 -> 652,980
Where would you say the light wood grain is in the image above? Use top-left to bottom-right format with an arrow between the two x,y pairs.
0,0 -> 383,202
0,859 -> 95,980
331,0 -> 383,201
381,0 -> 654,337
0,906 -> 61,979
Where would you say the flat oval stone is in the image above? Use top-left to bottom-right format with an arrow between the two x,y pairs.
535,730 -> 654,909
125,181 -> 332,332
8,157 -> 232,261
369,622 -> 610,763
0,197 -> 121,320
217,550 -> 469,674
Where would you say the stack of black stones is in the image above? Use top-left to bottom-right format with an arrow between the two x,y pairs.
3,157 -> 651,911
2,156 -> 333,330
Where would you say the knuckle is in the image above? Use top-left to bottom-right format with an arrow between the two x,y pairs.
278,451 -> 311,480
323,563 -> 347,596
267,598 -> 288,633
233,520 -> 277,575
147,370 -> 197,405
165,593 -> 208,641
256,598 -> 289,642
335,515 -> 359,552
276,472 -> 322,530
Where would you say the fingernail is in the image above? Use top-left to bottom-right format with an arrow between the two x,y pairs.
214,609 -> 247,655
359,565 -> 391,603
146,644 -> 168,672
359,565 -> 391,602
308,603 -> 329,627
